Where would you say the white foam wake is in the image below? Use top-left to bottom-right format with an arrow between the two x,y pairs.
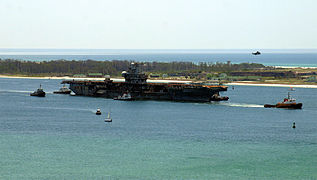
0,90 -> 33,93
219,102 -> 263,108
26,106 -> 95,112
0,90 -> 55,94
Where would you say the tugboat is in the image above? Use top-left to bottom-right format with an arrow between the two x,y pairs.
53,84 -> 71,94
264,92 -> 302,109
30,84 -> 46,97
96,108 -> 102,115
113,93 -> 134,101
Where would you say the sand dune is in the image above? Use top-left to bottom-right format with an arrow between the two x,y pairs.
1,75 -> 317,88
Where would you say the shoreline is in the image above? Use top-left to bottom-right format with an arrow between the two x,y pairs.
272,66 -> 317,69
0,75 -> 192,84
1,75 -> 317,88
226,82 -> 317,88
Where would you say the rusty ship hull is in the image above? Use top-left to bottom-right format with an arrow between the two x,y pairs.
62,80 -> 228,102
62,63 -> 228,102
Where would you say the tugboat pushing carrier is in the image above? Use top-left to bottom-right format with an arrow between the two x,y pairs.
62,63 -> 229,102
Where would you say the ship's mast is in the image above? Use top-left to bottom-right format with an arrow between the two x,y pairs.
122,63 -> 148,84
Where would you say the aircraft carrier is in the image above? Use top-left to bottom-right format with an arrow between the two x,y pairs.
62,63 -> 228,102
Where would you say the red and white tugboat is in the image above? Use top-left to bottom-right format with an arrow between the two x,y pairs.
264,91 -> 302,109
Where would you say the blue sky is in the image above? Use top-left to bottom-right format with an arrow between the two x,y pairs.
0,0 -> 316,49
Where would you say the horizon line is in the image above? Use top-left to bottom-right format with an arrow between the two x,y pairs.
1,48 -> 317,50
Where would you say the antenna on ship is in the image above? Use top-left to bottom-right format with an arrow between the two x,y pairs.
287,87 -> 295,100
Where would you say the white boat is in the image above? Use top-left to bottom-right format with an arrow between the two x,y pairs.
96,108 -> 102,115
104,111 -> 112,122
113,93 -> 134,101
53,84 -> 71,94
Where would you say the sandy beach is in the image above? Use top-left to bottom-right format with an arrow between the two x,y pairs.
0,75 -> 193,84
1,75 -> 317,88
0,75 -> 76,80
273,66 -> 317,69
226,82 -> 317,88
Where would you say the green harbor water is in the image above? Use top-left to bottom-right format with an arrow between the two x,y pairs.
1,78 -> 317,179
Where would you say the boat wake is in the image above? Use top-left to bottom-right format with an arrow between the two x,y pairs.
219,102 -> 263,108
0,90 -> 33,93
25,106 -> 95,112
0,90 -> 54,94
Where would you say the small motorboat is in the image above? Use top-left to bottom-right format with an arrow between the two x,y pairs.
264,92 -> 302,109
30,84 -> 46,97
53,84 -> 71,94
113,93 -> 134,101
96,108 -> 102,115
104,111 -> 112,122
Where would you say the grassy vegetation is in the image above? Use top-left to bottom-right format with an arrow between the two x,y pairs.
1,59 -> 317,85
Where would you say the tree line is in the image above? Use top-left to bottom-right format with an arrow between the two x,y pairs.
0,59 -> 266,76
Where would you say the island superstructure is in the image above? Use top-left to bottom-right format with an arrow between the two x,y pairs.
62,63 -> 228,102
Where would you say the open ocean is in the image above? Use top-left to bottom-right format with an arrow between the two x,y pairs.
0,77 -> 317,179
0,49 -> 317,67
1,49 -> 317,179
